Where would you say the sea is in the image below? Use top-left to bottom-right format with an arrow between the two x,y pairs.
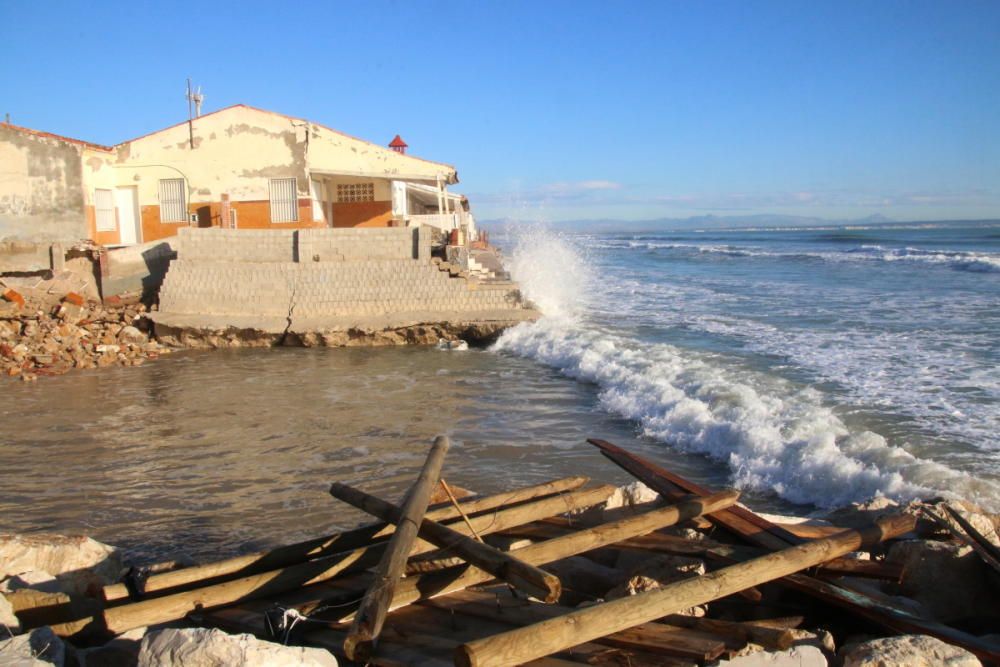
0,220 -> 997,561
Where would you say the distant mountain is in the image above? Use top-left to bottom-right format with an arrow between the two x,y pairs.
480,213 -> 904,233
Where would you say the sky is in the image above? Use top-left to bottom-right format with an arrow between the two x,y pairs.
2,1 -> 999,223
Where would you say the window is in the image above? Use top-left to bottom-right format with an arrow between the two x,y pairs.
336,182 -> 375,203
269,178 -> 299,223
95,189 -> 116,232
158,178 -> 187,223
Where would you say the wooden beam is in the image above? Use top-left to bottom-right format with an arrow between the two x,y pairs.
100,483 -> 617,636
329,482 -> 561,602
456,514 -> 916,667
103,475 -> 589,603
325,489 -> 742,620
344,435 -> 451,662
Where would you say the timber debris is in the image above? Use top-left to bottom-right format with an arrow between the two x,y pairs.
2,438 -> 999,666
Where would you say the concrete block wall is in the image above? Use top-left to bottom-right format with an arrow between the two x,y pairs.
158,227 -> 524,322
176,228 -> 297,263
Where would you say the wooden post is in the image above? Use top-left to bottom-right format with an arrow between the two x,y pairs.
325,489 -> 742,621
330,482 -> 561,602
456,514 -> 916,667
103,475 -> 590,603
343,435 -> 450,662
100,483 -> 616,636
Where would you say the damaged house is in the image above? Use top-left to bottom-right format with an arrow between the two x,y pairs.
1,104 -> 476,266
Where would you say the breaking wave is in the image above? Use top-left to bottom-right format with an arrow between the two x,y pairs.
493,225 -> 999,510
617,240 -> 1000,273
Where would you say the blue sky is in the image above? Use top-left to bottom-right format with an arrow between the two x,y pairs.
2,1 -> 998,222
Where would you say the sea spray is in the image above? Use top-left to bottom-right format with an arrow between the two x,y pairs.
493,225 -> 996,510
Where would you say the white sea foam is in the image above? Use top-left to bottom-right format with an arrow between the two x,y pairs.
628,240 -> 1000,273
494,226 -> 1000,510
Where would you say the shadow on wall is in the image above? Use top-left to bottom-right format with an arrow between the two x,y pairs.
103,240 -> 177,303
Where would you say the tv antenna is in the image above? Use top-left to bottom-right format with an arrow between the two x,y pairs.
185,78 -> 205,149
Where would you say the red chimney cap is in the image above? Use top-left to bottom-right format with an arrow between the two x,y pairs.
389,135 -> 408,148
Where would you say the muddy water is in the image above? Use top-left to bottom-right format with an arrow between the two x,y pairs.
0,347 -> 739,563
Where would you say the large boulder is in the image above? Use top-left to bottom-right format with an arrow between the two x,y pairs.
840,634 -> 981,667
0,534 -> 123,597
1,592 -> 21,633
886,539 -> 997,624
713,645 -> 827,666
138,628 -> 338,667
0,626 -> 65,666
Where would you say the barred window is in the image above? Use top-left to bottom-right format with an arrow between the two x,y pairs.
269,178 -> 299,223
95,189 -> 116,231
336,182 -> 375,203
158,178 -> 187,223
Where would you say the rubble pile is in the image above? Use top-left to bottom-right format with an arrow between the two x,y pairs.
0,287 -> 169,381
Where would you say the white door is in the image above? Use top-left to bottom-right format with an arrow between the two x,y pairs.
115,186 -> 141,245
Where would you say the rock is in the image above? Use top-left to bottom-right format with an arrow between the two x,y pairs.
0,626 -> 65,666
603,482 -> 660,512
841,634 -> 981,667
886,539 -> 996,624
606,554 -> 706,615
137,627 -> 338,667
713,645 -> 827,666
118,326 -> 146,344
74,626 -> 147,667
0,534 -> 123,597
1,592 -> 20,633
787,628 -> 836,654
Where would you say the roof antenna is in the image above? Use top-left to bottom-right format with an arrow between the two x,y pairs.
185,78 -> 205,149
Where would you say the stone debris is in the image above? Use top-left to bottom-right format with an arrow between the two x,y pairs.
0,534 -> 124,597
840,634 -> 983,667
714,645 -> 828,667
0,626 -> 65,666
0,291 -> 167,382
137,628 -> 338,667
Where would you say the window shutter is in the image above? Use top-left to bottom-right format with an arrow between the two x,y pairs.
269,178 -> 299,223
95,189 -> 116,231
158,179 -> 187,222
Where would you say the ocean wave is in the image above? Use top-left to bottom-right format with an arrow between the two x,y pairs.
624,239 -> 1000,273
494,225 -> 998,509
493,317 -> 991,508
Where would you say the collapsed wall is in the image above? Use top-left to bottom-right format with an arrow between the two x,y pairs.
151,227 -> 538,347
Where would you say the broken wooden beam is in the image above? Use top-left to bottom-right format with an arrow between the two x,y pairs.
102,475 -> 591,603
329,482 -> 561,602
315,489 -> 742,621
100,483 -> 617,636
455,514 -> 916,667
344,434 -> 451,662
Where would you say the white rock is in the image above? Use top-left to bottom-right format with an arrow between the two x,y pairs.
714,645 -> 827,666
0,534 -> 123,597
1,570 -> 60,594
0,626 -> 65,666
138,627 -> 338,667
118,325 -> 146,344
841,634 -> 982,667
603,481 -> 660,511
1,592 -> 20,633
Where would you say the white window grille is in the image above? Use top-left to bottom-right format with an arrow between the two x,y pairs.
95,189 -> 116,231
270,178 -> 299,223
336,182 -> 375,203
158,178 -> 187,223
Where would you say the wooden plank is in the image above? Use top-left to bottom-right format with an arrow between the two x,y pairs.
306,490 -> 741,621
103,475 -> 590,603
345,435 -> 451,662
455,514 -> 916,667
940,505 -> 1000,575
588,438 -> 802,548
329,482 -> 561,602
422,590 -> 727,662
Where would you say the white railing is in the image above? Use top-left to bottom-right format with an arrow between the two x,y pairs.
406,213 -> 460,231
